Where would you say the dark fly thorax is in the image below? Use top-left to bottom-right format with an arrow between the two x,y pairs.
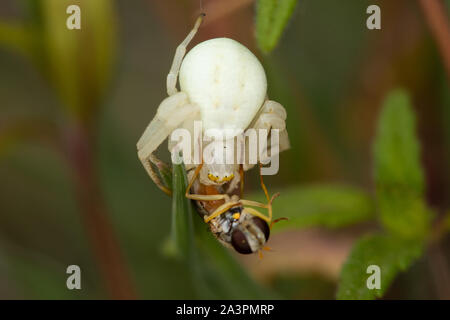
194,200 -> 244,248
207,205 -> 244,246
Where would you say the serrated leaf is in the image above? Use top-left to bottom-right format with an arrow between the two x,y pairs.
250,184 -> 374,231
337,234 -> 423,300
255,0 -> 298,53
373,89 -> 431,238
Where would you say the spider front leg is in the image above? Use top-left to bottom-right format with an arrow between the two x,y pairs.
137,14 -> 204,194
137,93 -> 199,195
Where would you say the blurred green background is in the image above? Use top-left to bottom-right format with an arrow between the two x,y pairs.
0,0 -> 449,299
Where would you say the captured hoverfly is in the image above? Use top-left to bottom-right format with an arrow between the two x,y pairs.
185,163 -> 281,255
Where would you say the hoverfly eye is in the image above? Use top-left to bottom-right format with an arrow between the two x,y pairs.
231,229 -> 252,254
251,217 -> 270,242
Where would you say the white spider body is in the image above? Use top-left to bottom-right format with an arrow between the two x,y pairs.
179,38 -> 267,133
137,15 -> 289,195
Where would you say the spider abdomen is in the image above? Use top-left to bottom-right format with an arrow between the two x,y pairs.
179,38 -> 267,132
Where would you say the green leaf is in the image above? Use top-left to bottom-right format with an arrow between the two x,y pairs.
445,0 -> 450,14
169,158 -> 276,299
169,156 -> 195,260
250,184 -> 374,231
0,243 -> 98,299
255,0 -> 298,53
11,0 -> 118,120
158,163 -> 173,193
337,234 -> 423,300
373,89 -> 431,238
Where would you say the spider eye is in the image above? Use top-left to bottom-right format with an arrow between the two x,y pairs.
231,229 -> 252,254
251,217 -> 270,241
208,173 -> 219,182
222,173 -> 234,182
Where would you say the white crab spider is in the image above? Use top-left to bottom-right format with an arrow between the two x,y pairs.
137,14 -> 289,198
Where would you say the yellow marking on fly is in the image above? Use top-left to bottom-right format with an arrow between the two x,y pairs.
232,212 -> 240,220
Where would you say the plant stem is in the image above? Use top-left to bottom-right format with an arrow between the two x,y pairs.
418,0 -> 450,83
64,121 -> 136,299
427,244 -> 450,299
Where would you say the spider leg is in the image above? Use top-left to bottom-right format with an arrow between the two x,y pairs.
185,162 -> 203,196
167,14 -> 205,96
240,164 -> 244,196
259,162 -> 270,203
141,154 -> 172,196
137,93 -> 199,194
138,14 -> 205,193
243,99 -> 290,171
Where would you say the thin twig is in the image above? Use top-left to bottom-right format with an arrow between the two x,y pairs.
418,0 -> 450,82
426,211 -> 450,298
427,244 -> 450,299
